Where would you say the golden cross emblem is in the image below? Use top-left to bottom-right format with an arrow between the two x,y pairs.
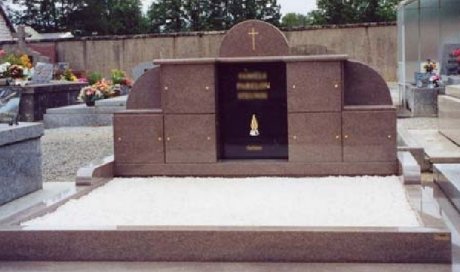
248,27 -> 259,51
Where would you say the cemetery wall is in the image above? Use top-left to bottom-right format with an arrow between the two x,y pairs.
3,22 -> 397,81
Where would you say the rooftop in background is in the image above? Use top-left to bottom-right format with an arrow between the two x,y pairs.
0,4 -> 15,41
23,26 -> 74,41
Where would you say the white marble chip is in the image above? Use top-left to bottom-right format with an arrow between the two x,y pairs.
22,176 -> 420,228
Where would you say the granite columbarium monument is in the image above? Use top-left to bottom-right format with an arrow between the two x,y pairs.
114,20 -> 396,176
0,21 -> 452,265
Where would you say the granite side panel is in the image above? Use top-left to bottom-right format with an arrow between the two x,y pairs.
0,139 -> 42,205
438,95 -> 460,145
342,110 -> 397,163
287,62 -> 342,112
164,114 -> 217,163
114,114 -> 164,164
126,67 -> 161,110
161,64 -> 215,114
288,112 -> 342,162
115,162 -> 398,177
344,60 -> 392,106
0,230 -> 451,263
434,164 -> 460,211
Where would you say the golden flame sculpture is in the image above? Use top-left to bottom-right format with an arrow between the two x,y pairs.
249,114 -> 260,137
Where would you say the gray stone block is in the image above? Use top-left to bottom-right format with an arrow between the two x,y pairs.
95,96 -> 127,107
445,84 -> 460,99
43,98 -> 126,128
398,151 -> 421,185
0,123 -> 44,147
447,76 -> 460,85
405,84 -> 444,117
0,123 -> 43,205
438,95 -> 460,145
44,114 -> 115,128
434,164 -> 460,211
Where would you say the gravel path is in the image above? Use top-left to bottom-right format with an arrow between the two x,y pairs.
42,127 -> 113,183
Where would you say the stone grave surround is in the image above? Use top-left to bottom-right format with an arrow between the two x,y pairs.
115,20 -> 396,177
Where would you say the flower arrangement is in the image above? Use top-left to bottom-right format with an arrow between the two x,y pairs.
111,69 -> 133,87
0,50 -> 32,79
78,70 -> 133,106
93,78 -> 116,97
78,85 -> 104,105
429,74 -> 441,87
78,78 -> 117,106
452,48 -> 460,59
60,68 -> 78,81
7,64 -> 24,79
423,59 -> 437,73
453,49 -> 460,70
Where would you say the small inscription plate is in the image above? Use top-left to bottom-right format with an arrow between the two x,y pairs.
218,62 -> 288,159
31,62 -> 54,84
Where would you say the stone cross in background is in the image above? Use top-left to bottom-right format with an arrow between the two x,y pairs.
12,25 -> 50,64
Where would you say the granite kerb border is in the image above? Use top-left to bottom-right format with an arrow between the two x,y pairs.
0,173 -> 452,263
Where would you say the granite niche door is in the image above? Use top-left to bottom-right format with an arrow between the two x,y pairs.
218,62 -> 288,160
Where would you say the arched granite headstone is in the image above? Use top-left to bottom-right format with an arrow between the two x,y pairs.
219,20 -> 289,57
344,60 -> 392,106
126,67 -> 161,110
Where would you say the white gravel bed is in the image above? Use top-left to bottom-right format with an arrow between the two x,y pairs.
42,127 -> 113,183
22,176 -> 420,228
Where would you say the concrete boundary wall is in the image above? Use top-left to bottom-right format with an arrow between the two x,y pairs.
1,23 -> 397,81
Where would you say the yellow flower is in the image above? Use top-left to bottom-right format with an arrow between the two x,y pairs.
19,54 -> 32,68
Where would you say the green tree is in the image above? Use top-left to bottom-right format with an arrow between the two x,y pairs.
70,0 -> 146,35
9,0 -> 146,35
307,0 -> 399,25
9,0 -> 84,32
281,13 -> 309,28
147,0 -> 187,33
147,0 -> 281,33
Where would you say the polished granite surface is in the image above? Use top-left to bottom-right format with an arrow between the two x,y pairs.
0,175 -> 458,267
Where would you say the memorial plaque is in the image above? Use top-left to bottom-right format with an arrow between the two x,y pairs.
31,62 -> 54,84
218,62 -> 288,159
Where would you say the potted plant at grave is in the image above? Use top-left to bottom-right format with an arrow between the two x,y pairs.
78,85 -> 104,106
452,48 -> 460,74
60,68 -> 78,82
423,59 -> 437,73
429,74 -> 441,88
93,78 -> 115,98
111,69 -> 133,96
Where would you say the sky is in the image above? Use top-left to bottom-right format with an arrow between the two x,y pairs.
141,0 -> 318,15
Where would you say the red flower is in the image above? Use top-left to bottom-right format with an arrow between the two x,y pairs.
453,48 -> 460,57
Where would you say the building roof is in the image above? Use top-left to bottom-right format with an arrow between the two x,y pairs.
0,5 -> 15,41
24,26 -> 73,40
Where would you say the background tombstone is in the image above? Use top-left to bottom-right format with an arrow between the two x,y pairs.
132,62 -> 155,81
30,62 -> 54,84
440,44 -> 460,84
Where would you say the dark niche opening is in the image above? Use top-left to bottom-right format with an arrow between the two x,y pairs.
218,62 -> 288,160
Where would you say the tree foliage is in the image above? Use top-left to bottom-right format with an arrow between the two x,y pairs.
146,0 -> 281,33
304,0 -> 399,25
6,0 -> 146,35
5,0 -> 282,34
281,13 -> 310,28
